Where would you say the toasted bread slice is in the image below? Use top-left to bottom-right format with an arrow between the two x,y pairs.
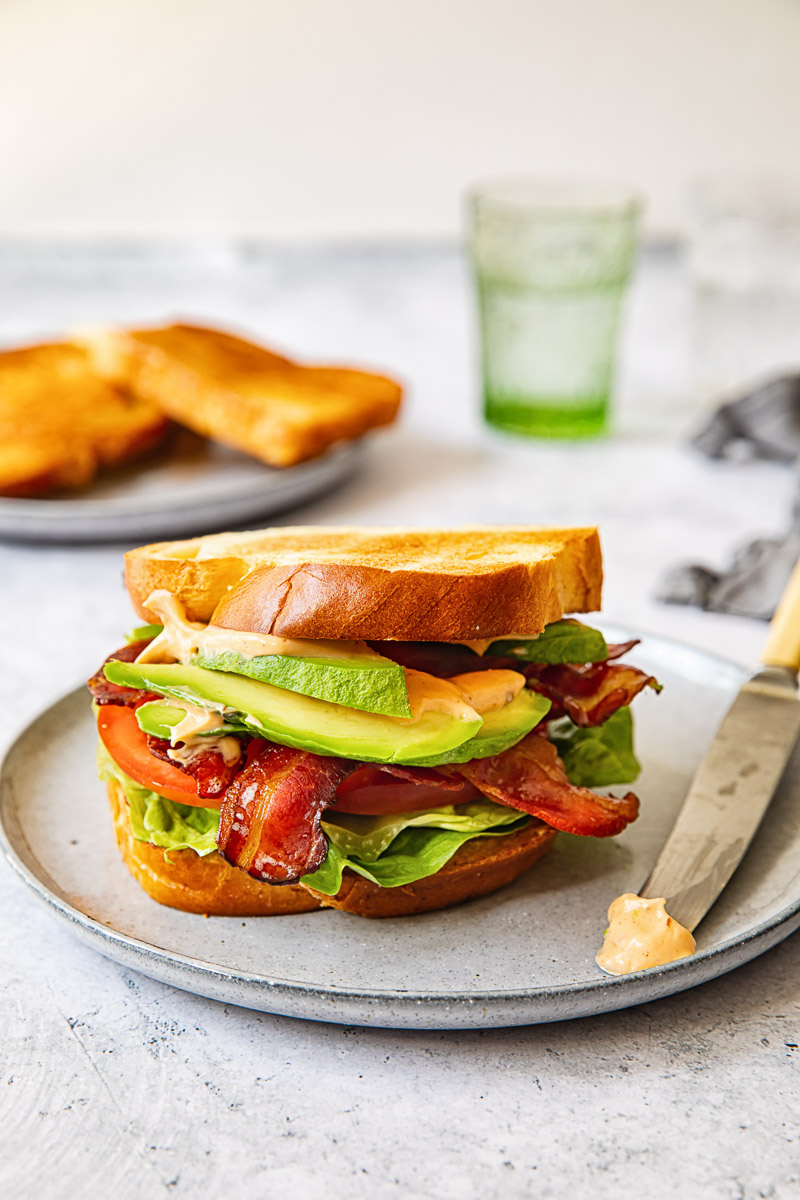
0,342 -> 170,497
85,322 -> 402,467
106,779 -> 322,916
124,524 -> 602,640
302,820 -> 556,917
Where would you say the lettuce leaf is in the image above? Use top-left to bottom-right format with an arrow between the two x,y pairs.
548,706 -> 640,787
125,623 -> 164,644
306,802 -> 529,895
489,619 -> 607,665
97,740 -> 220,856
322,799 -> 525,859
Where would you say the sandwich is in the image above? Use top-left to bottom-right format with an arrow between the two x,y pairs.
83,322 -> 403,467
0,341 -> 169,497
87,526 -> 659,918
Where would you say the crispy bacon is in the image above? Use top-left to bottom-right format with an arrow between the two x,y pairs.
376,763 -> 466,790
370,638 -> 642,680
147,735 -> 245,799
447,732 -> 639,837
216,740 -> 355,884
526,661 -> 659,727
606,639 -> 640,660
87,640 -> 158,709
368,641 -> 515,676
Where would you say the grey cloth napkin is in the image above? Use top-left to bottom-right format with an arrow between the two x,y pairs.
658,376 -> 800,620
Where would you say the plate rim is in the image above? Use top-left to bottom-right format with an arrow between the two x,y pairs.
0,440 -> 363,542
5,629 -> 796,1028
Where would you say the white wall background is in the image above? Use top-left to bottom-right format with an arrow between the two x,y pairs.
1,0 -> 799,239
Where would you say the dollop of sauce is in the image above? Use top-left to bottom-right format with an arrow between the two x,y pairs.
137,590 -> 383,665
595,893 -> 696,976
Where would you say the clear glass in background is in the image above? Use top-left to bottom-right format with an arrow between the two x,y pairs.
468,178 -> 642,439
689,175 -> 800,406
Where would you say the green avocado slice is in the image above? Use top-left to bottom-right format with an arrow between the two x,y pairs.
105,660 -> 482,764
190,646 -> 411,717
402,688 -> 551,766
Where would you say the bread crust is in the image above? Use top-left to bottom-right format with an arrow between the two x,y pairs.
106,780 -> 322,916
125,524 -> 602,637
86,323 -> 402,468
302,821 -> 557,918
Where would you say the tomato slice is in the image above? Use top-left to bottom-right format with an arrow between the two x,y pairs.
334,765 -> 480,815
97,706 -> 221,809
97,711 -> 478,817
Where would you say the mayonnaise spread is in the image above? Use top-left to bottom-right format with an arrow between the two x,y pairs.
136,590 -> 383,665
168,735 -> 242,767
595,893 -> 696,976
136,590 -> 525,726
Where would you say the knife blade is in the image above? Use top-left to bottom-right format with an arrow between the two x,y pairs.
640,556 -> 800,932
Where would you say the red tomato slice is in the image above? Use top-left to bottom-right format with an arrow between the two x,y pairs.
334,765 -> 480,815
97,706 -> 221,809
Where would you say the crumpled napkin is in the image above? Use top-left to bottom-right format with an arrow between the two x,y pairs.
657,376 -> 800,620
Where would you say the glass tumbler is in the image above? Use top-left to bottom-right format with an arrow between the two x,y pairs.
468,178 -> 642,439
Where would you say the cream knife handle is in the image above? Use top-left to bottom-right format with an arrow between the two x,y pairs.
762,555 -> 800,673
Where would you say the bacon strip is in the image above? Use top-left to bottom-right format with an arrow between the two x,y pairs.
87,640 -> 158,709
526,661 -> 659,727
606,639 -> 640,660
216,741 -> 354,884
147,735 -> 245,799
447,732 -> 639,837
376,763 -> 466,791
368,641 -> 515,676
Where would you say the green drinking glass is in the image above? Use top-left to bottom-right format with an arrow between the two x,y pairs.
468,178 -> 642,439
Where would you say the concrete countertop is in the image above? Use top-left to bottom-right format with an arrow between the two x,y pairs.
1,244 -> 797,1199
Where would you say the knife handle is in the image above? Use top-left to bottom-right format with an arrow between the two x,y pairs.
762,555 -> 800,673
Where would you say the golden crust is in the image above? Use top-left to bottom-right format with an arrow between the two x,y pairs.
124,524 -> 603,638
302,821 -> 557,917
0,342 -> 169,497
106,779 -> 322,916
85,322 -> 402,468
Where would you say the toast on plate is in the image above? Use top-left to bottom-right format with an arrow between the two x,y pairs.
0,342 -> 170,497
85,322 -> 403,468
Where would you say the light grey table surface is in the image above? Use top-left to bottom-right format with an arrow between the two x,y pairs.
2,244 -> 798,1199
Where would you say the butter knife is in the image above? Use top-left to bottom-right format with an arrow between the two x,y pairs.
640,556 -> 800,932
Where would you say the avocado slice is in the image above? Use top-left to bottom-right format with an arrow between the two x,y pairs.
404,688 -> 551,766
135,704 -> 246,740
105,660 -> 482,764
190,646 -> 411,718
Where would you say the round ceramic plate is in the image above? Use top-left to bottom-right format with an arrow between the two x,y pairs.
2,630 -> 800,1029
0,435 -> 362,543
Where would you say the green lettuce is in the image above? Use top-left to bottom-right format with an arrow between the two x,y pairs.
125,623 -> 164,644
305,802 -> 528,895
489,619 -> 608,664
548,706 -> 640,787
97,740 -> 220,856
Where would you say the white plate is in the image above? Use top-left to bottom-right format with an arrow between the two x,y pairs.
2,630 -> 800,1029
0,435 -> 362,542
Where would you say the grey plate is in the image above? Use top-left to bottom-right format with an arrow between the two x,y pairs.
0,434 -> 362,543
3,631 -> 800,1029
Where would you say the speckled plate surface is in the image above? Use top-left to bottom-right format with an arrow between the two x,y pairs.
3,630 -> 800,1029
0,435 -> 362,543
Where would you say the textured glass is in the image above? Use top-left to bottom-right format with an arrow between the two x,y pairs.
469,179 -> 642,438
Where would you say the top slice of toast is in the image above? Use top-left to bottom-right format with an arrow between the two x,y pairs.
0,341 -> 169,497
125,525 -> 602,641
85,323 -> 402,468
